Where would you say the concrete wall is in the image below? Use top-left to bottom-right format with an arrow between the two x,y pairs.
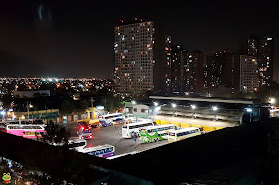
132,104 -> 150,117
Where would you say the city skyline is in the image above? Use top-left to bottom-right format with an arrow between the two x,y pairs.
0,1 -> 279,80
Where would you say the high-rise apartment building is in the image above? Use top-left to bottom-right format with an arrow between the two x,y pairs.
247,35 -> 274,85
184,51 -> 206,92
165,35 -> 172,94
206,52 -> 259,94
171,46 -> 206,94
171,45 -> 185,93
240,55 -> 259,93
114,19 -> 170,96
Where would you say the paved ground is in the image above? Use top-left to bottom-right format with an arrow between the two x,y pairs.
63,121 -> 168,155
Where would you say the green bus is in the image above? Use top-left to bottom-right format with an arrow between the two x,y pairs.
139,124 -> 177,143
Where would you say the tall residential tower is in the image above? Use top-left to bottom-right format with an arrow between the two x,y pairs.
247,35 -> 274,85
114,19 -> 170,96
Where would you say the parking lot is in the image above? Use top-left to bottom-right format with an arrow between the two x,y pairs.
65,122 -> 169,156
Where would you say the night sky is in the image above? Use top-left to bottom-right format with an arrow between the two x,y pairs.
0,1 -> 279,79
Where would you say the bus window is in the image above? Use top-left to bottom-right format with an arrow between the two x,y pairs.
68,142 -> 86,149
169,133 -> 175,136
99,150 -> 104,154
89,151 -> 96,155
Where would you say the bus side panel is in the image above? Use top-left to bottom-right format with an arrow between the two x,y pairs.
103,152 -> 114,158
156,120 -> 161,125
7,130 -> 24,136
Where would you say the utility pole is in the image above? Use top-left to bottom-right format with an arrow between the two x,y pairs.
90,97 -> 95,119
90,97 -> 95,108
27,101 -> 29,120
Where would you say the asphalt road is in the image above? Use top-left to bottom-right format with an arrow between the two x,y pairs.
64,122 -> 169,156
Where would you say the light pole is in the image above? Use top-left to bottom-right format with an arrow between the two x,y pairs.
27,102 -> 33,120
246,108 -> 253,122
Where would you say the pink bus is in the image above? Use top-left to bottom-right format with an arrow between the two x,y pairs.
6,125 -> 46,139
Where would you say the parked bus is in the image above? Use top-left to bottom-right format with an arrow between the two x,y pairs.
0,119 -> 44,125
168,127 -> 201,143
78,144 -> 115,158
53,139 -> 87,151
140,124 -> 177,143
99,113 -> 123,127
122,120 -> 154,138
68,139 -> 87,151
6,124 -> 46,139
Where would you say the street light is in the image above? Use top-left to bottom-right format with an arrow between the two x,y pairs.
269,97 -> 276,105
191,105 -> 196,110
132,101 -> 136,105
245,108 -> 253,122
171,103 -> 176,108
246,108 -> 253,112
212,106 -> 218,111
154,102 -> 159,106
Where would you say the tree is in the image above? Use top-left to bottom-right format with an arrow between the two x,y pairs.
78,99 -> 88,112
41,120 -> 69,144
60,100 -> 74,115
1,94 -> 13,109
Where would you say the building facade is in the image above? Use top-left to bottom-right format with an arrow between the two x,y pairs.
114,20 -> 170,96
184,51 -> 206,93
170,46 -> 206,94
240,55 -> 259,93
247,35 -> 274,85
206,52 -> 259,94
171,45 -> 185,93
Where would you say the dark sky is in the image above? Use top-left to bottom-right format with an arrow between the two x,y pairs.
0,1 -> 279,79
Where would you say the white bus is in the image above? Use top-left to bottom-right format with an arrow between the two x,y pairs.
78,144 -> 115,158
68,139 -> 87,151
99,113 -> 123,127
140,124 -> 177,143
168,127 -> 201,143
122,120 -> 154,138
52,139 -> 87,151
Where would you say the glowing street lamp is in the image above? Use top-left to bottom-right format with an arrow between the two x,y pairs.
191,105 -> 196,110
246,108 -> 253,112
132,101 -> 136,105
171,103 -> 177,108
269,97 -> 276,105
212,106 -> 218,111
154,102 -> 159,106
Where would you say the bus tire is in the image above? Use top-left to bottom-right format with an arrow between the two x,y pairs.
132,132 -> 137,138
